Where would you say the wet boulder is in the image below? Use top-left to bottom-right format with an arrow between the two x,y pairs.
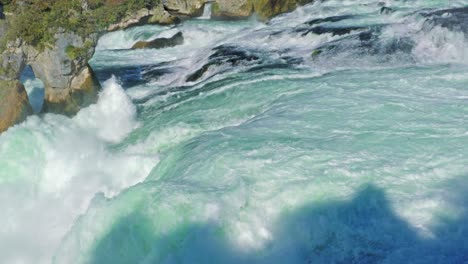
94,62 -> 173,88
132,32 -> 184,49
297,25 -> 367,37
380,6 -> 394,15
422,7 -> 468,34
305,15 -> 355,26
186,45 -> 260,82
310,26 -> 415,62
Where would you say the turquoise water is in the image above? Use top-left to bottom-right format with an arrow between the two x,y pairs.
2,0 -> 468,263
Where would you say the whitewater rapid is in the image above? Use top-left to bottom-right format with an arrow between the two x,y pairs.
2,0 -> 468,263
0,78 -> 157,263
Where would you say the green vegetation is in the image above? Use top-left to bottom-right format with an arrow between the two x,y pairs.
311,49 -> 322,57
3,0 -> 161,50
211,2 -> 220,15
65,39 -> 93,60
65,45 -> 84,60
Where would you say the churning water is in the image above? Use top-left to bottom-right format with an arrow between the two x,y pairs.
2,0 -> 468,263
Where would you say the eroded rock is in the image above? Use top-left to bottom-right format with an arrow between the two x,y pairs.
0,80 -> 32,132
211,0 -> 253,20
23,32 -> 100,115
164,0 -> 206,17
211,0 -> 315,21
0,0 -> 315,133
149,4 -> 181,25
41,66 -> 99,115
108,7 -> 180,32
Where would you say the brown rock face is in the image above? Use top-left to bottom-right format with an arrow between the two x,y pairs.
131,32 -> 184,49
149,4 -> 181,25
0,80 -> 32,133
253,0 -> 300,20
107,7 -> 180,31
22,32 -> 101,116
107,8 -> 155,31
211,0 -> 253,20
211,0 -> 314,21
41,66 -> 100,116
163,0 -> 206,17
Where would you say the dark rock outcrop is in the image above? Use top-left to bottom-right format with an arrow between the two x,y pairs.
380,6 -> 394,15
186,45 -> 260,82
310,25 -> 415,63
305,15 -> 355,26
0,3 -> 5,19
422,7 -> 468,34
132,32 -> 184,49
298,25 -> 367,37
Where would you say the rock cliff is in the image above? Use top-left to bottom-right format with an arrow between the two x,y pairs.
212,0 -> 314,20
163,0 -> 206,17
28,32 -> 99,115
0,0 -> 314,133
0,80 -> 32,132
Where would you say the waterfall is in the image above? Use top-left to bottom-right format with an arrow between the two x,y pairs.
199,1 -> 212,20
3,1 -> 468,263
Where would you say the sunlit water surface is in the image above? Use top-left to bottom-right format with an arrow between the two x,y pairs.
2,1 -> 468,263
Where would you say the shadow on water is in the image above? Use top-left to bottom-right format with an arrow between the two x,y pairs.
89,184 -> 468,263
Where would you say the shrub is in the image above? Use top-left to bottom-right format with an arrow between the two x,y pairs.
3,0 -> 161,50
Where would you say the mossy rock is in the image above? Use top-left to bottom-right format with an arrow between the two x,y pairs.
65,40 -> 93,60
311,49 -> 322,57
252,0 -> 314,20
211,0 -> 253,20
3,0 -> 165,50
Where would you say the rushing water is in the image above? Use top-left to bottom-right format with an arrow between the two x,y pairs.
2,0 -> 468,263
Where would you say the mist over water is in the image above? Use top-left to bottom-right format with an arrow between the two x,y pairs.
2,0 -> 468,263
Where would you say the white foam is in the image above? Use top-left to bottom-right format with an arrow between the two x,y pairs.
96,25 -> 170,50
0,77 -> 157,264
74,77 -> 138,143
198,2 -> 212,20
412,25 -> 468,64
5,0 -> 468,263
22,79 -> 45,113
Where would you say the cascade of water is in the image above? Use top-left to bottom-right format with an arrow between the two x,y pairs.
199,2 -> 213,20
3,0 -> 468,263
